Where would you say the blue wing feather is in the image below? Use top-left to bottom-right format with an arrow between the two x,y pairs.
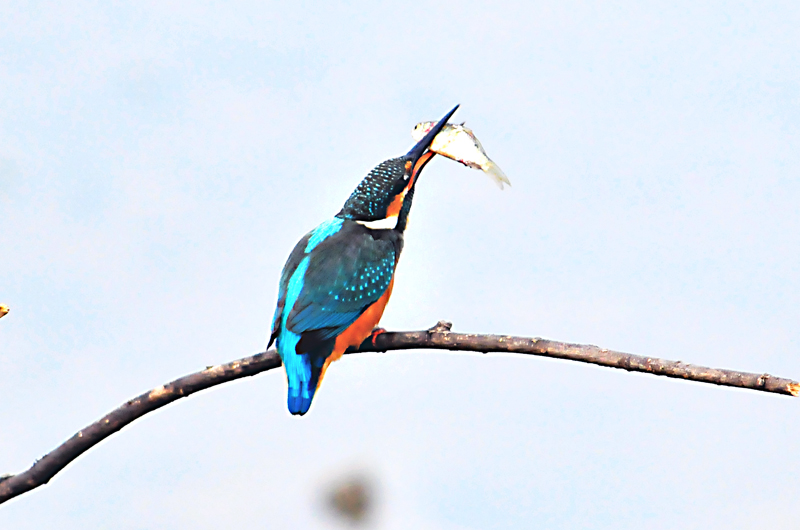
291,305 -> 363,336
286,228 -> 396,336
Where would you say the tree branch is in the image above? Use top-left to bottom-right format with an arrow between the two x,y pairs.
1,321 -> 797,505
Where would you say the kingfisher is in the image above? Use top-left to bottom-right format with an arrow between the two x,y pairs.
268,105 -> 459,415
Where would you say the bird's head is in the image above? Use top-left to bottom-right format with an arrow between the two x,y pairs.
337,104 -> 459,231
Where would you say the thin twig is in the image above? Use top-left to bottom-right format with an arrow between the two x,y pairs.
1,322 -> 796,505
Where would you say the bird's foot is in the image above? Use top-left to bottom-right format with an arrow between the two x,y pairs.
368,327 -> 387,346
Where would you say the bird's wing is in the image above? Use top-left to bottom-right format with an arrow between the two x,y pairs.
269,233 -> 311,347
286,228 -> 396,344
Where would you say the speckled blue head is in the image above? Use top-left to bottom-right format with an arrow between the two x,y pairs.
337,105 -> 460,228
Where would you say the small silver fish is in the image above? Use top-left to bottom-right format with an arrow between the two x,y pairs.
412,121 -> 511,189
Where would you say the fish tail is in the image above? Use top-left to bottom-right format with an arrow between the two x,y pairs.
484,161 -> 511,190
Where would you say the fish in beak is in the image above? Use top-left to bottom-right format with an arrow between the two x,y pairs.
404,104 -> 460,178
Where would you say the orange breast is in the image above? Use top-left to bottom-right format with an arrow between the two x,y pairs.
316,276 -> 396,387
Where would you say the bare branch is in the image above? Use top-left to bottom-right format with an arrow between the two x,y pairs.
357,321 -> 800,397
0,351 -> 282,505
1,322 -> 797,505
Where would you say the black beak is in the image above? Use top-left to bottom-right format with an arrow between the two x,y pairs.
405,104 -> 460,163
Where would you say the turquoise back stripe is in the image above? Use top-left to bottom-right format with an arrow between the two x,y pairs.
279,256 -> 311,391
305,217 -> 343,253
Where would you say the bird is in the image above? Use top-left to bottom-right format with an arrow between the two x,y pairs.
0,305 -> 8,319
268,105 -> 460,415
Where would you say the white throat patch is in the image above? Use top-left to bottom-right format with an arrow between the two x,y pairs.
356,217 -> 398,230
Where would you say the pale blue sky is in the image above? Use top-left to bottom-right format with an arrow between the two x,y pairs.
2,1 -> 799,528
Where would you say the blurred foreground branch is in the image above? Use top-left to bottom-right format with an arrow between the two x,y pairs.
1,320 -> 797,505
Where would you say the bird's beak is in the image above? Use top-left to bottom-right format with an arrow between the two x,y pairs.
405,104 -> 460,163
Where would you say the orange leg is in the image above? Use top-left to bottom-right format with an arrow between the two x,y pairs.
368,327 -> 387,346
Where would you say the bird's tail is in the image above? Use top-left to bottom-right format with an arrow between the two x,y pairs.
286,360 -> 325,416
484,160 -> 511,190
287,381 -> 317,415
